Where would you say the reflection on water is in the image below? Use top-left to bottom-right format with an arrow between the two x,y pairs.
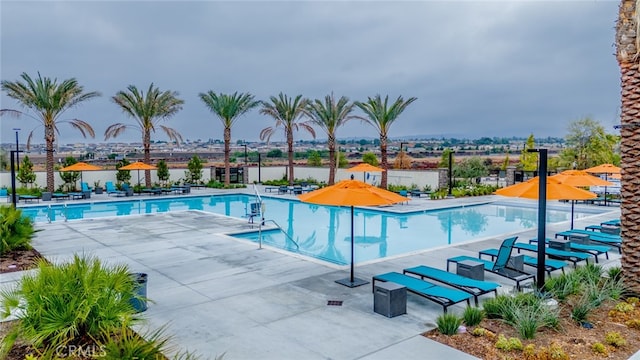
437,208 -> 488,237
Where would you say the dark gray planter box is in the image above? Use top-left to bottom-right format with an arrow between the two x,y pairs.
94,187 -> 103,195
549,239 -> 570,251
507,254 -> 525,271
374,281 -> 406,318
41,192 -> 52,201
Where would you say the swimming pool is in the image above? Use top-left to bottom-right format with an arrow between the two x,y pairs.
21,194 -> 608,265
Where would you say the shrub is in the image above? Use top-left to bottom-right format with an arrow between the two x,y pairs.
523,344 -> 536,359
544,272 -> 581,301
100,324 -> 171,360
462,306 -> 485,327
625,319 -> 640,329
604,331 -> 626,347
570,295 -> 593,324
497,293 -> 560,339
591,342 -> 608,355
614,301 -> 634,313
0,206 -> 38,255
607,266 -> 623,282
495,334 -> 522,351
627,297 -> 639,305
546,342 -> 569,360
436,313 -> 463,336
470,327 -> 486,337
0,254 -> 139,354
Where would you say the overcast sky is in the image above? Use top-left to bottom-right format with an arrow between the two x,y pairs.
0,0 -> 621,145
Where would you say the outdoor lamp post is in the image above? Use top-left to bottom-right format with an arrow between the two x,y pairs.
448,150 -> 453,197
529,148 -> 548,290
399,142 -> 407,153
13,128 -> 20,170
10,150 -> 23,208
258,153 -> 262,183
243,143 -> 248,165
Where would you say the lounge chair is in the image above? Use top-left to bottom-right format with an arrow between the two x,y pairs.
278,185 -> 289,195
601,219 -> 620,226
511,242 -> 592,268
447,236 -> 535,291
584,224 -> 620,235
81,182 -> 92,192
529,238 -> 610,263
555,229 -> 621,253
0,188 -> 8,202
403,265 -> 500,306
105,181 -> 126,197
372,272 -> 472,313
142,187 -> 162,195
478,248 -> 567,275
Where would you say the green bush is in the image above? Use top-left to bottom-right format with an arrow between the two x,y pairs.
100,324 -> 171,360
544,272 -> 582,301
607,266 -> 623,282
0,254 -> 139,354
462,306 -> 485,327
0,206 -> 38,255
436,313 -> 463,336
605,331 -> 627,347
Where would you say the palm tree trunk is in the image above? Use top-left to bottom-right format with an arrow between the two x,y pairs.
224,127 -> 231,185
287,129 -> 294,186
144,130 -> 151,188
45,125 -> 55,192
617,0 -> 640,295
328,135 -> 336,185
380,135 -> 388,188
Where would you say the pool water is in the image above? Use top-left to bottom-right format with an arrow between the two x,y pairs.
21,195 -> 605,265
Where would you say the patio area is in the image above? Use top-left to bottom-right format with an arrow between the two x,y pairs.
1,191 -> 625,360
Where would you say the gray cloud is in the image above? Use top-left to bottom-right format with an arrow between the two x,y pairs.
1,1 -> 620,145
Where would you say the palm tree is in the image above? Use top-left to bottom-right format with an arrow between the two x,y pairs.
260,93 -> 316,186
616,0 -> 640,295
199,91 -> 260,185
105,84 -> 184,188
307,94 -> 357,185
355,95 -> 417,189
1,72 -> 100,192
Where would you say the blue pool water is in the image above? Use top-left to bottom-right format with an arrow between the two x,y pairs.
21,195 -> 606,265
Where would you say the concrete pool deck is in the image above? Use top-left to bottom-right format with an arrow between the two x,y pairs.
1,188 -> 626,359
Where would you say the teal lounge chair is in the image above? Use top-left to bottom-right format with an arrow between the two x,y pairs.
447,236 -> 535,291
403,265 -> 500,306
478,248 -> 567,275
372,272 -> 472,313
81,182 -> 92,192
105,181 -> 126,197
512,242 -> 592,268
555,229 -> 621,253
529,238 -> 610,263
601,219 -> 620,226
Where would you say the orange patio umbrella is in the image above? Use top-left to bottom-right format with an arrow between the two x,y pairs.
585,164 -> 621,206
298,179 -> 408,287
550,170 -> 613,228
495,176 -> 597,201
59,162 -> 102,185
118,161 -> 157,187
584,163 -> 621,174
347,163 -> 385,182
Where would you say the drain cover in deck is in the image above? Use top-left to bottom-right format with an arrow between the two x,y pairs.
327,300 -> 343,306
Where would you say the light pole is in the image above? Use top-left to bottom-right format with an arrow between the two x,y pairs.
243,143 -> 248,165
13,128 -> 20,170
447,150 -> 453,197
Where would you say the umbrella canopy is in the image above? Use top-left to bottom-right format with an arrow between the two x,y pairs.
298,179 -> 408,287
59,162 -> 102,186
346,163 -> 385,182
550,170 -> 612,229
119,161 -> 157,171
495,176 -> 597,201
550,170 -> 614,187
118,161 -> 157,187
585,163 -> 621,174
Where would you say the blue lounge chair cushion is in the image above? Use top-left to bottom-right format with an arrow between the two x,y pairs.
513,242 -> 591,263
479,248 -> 567,274
372,272 -> 472,312
403,265 -> 500,305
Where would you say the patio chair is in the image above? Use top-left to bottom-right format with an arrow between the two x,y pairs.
403,265 -> 500,306
0,188 -> 8,202
372,272 -> 473,313
478,247 -> 568,275
555,229 -> 621,253
81,182 -> 92,192
511,242 -> 591,268
105,181 -> 126,197
447,236 -> 536,291
529,238 -> 610,263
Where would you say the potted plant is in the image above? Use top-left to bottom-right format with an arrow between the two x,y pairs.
93,180 -> 103,194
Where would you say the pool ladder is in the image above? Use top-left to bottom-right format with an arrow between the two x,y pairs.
46,204 -> 68,223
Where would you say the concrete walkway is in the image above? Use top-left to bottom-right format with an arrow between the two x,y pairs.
1,190 -> 623,360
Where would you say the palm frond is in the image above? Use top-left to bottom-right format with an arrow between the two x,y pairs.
159,125 -> 183,145
67,119 -> 96,138
104,123 -> 129,140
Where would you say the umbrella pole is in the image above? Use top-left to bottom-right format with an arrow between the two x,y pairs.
335,206 -> 369,288
571,200 -> 574,230
535,149 -> 548,291
350,206 -> 355,283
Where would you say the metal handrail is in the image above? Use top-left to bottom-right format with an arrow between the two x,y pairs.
261,219 -> 299,250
